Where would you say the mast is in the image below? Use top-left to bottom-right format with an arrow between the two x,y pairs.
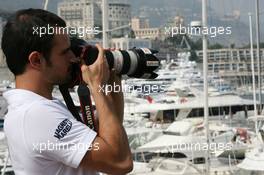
202,0 -> 210,174
249,13 -> 258,118
255,0 -> 262,114
102,0 -> 109,48
43,0 -> 49,10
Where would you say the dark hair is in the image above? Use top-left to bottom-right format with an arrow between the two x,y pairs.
1,8 -> 66,75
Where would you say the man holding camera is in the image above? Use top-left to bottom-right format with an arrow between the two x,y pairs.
1,8 -> 133,175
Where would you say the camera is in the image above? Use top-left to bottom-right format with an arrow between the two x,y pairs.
70,37 -> 160,80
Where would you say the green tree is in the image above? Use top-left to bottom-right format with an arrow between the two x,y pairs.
190,50 -> 199,62
209,43 -> 224,49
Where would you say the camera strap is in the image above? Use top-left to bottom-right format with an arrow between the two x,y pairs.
59,85 -> 82,122
77,83 -> 97,131
59,84 -> 97,131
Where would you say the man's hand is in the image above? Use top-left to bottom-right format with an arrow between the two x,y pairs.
106,69 -> 124,122
79,46 -> 132,174
81,44 -> 110,93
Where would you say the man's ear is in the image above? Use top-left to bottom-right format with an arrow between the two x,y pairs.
28,51 -> 42,70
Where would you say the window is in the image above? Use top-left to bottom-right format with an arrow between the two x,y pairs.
61,10 -> 83,20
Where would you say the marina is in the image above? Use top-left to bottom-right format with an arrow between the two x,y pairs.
1,50 -> 263,174
0,0 -> 264,174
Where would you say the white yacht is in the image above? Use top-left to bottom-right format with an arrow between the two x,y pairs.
237,115 -> 264,173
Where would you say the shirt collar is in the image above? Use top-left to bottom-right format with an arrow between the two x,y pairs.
3,89 -> 47,106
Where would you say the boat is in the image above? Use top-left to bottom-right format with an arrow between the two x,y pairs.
237,115 -> 264,173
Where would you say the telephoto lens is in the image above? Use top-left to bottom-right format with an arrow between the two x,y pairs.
70,37 -> 160,79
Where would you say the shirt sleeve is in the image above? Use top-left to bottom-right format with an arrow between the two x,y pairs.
24,100 -> 97,168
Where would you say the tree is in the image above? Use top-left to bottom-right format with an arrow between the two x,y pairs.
230,43 -> 235,49
260,42 -> 264,48
190,38 -> 203,50
128,29 -> 136,38
190,50 -> 200,62
209,43 -> 224,49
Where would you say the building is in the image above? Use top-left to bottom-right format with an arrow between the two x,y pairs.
196,48 -> 264,84
110,37 -> 151,50
85,38 -> 102,46
77,37 -> 151,50
131,16 -> 162,40
109,0 -> 131,37
0,17 -> 2,36
174,15 -> 184,27
58,0 -> 102,39
98,0 -> 131,37
0,16 -> 5,67
133,28 -> 162,40
131,17 -> 150,30
58,0 -> 131,39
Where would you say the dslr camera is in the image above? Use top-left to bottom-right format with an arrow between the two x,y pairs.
70,37 -> 160,84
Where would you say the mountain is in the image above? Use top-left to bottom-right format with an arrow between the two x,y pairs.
0,0 -> 263,46
127,0 -> 263,46
128,0 -> 202,27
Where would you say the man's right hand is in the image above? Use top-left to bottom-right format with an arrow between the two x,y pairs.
80,44 -> 133,174
81,44 -> 110,93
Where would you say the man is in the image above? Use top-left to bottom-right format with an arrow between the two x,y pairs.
1,8 -> 133,175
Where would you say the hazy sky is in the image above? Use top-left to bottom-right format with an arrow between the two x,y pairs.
0,0 -> 263,44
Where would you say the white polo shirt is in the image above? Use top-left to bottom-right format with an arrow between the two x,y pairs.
3,89 -> 98,175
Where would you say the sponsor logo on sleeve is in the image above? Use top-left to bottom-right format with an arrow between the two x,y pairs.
54,119 -> 72,140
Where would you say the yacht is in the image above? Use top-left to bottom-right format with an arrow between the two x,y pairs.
237,115 -> 264,173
